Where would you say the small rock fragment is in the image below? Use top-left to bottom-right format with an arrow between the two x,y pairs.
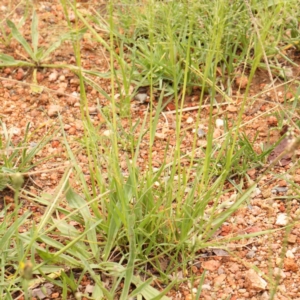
103,130 -> 113,137
134,93 -> 148,103
214,274 -> 226,286
287,234 -> 297,244
197,128 -> 206,138
68,127 -> 76,135
47,105 -> 61,117
273,267 -> 286,281
282,67 -> 293,79
275,213 -> 289,226
155,132 -> 166,140
186,116 -> 194,124
15,68 -> 25,80
197,140 -> 207,148
201,260 -> 220,271
236,75 -> 248,89
246,250 -> 256,259
49,72 -> 58,82
244,269 -> 267,291
267,116 -> 278,127
88,107 -> 98,115
286,250 -> 295,259
271,187 -> 288,194
227,105 -> 237,112
215,119 -> 224,128
284,258 -> 298,272
213,128 -> 222,138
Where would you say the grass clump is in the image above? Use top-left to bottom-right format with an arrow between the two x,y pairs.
1,0 -> 300,299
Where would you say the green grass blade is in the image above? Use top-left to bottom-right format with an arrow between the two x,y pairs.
31,10 -> 39,56
65,183 -> 100,259
7,19 -> 34,59
0,211 -> 31,251
120,215 -> 136,299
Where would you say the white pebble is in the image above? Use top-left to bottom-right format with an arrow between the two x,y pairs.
186,116 -> 194,124
286,250 -> 294,258
216,119 -> 224,128
275,213 -> 288,226
103,130 -> 113,137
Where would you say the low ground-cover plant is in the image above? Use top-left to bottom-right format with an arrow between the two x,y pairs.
0,121 -> 53,191
2,0 -> 300,299
0,9 -> 87,93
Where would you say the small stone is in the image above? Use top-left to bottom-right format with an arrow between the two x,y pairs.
37,72 -> 44,82
201,260 -> 220,271
88,107 -> 98,115
262,189 -> 272,199
236,75 -> 248,89
134,93 -> 148,103
286,250 -> 294,259
103,130 -> 113,137
267,116 -> 278,126
284,258 -> 298,272
201,284 -> 211,290
4,67 -> 11,74
260,292 -> 270,300
215,119 -> 224,128
197,128 -> 206,138
246,250 -> 256,259
227,105 -> 237,112
275,213 -> 289,226
244,269 -> 267,291
278,180 -> 287,187
272,187 -> 288,194
15,68 -> 24,80
213,128 -> 222,138
287,234 -> 297,244
228,263 -> 239,273
273,268 -> 286,281
155,132 -> 166,140
186,116 -> 194,124
214,274 -> 226,285
197,140 -> 207,148
283,67 -> 293,79
51,140 -> 60,148
49,72 -> 58,82
58,75 -> 65,81
47,105 -> 61,117
68,127 -> 76,135
294,175 -> 300,184
285,92 -> 294,100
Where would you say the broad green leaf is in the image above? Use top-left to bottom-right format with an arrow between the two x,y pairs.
31,11 -> 39,56
0,53 -> 34,67
0,53 -> 15,62
65,183 -> 99,258
7,19 -> 34,59
92,284 -> 104,299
